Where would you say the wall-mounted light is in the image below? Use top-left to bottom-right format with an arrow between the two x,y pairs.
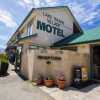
46,61 -> 51,64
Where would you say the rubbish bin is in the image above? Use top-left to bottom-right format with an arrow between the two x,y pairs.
72,67 -> 82,88
72,65 -> 88,88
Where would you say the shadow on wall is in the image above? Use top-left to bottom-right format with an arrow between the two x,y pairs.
15,70 -> 28,81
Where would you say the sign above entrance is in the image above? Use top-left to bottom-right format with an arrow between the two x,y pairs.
37,55 -> 61,60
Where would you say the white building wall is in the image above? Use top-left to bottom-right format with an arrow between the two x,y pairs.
21,48 -> 89,86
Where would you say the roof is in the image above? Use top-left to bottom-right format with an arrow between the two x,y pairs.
15,6 -> 83,33
7,6 -> 83,45
52,27 -> 100,47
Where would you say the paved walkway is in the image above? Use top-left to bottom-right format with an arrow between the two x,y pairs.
1,64 -> 100,100
40,83 -> 100,100
0,64 -> 54,100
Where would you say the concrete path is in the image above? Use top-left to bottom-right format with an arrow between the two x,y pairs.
1,64 -> 100,100
40,84 -> 100,100
0,64 -> 54,100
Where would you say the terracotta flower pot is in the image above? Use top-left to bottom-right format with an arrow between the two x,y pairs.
44,80 -> 54,87
57,80 -> 65,89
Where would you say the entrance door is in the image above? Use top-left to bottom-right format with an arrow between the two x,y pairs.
91,45 -> 100,80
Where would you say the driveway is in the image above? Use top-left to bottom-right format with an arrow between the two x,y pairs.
0,64 -> 54,100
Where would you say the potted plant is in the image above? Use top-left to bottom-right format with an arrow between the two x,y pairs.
0,53 -> 9,76
57,72 -> 65,89
35,74 -> 44,85
44,75 -> 54,87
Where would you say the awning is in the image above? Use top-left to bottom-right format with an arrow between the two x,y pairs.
52,27 -> 100,47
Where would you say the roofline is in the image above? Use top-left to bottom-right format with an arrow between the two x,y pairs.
7,6 -> 83,45
57,39 -> 100,48
66,7 -> 83,33
7,8 -> 34,45
16,6 -> 83,33
68,39 -> 100,45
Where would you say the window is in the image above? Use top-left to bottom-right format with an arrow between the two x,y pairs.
16,34 -> 21,40
73,23 -> 80,34
20,28 -> 27,38
27,22 -> 33,36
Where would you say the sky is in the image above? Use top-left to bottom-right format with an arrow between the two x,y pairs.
0,0 -> 100,49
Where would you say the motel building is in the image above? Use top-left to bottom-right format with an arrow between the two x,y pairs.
7,6 -> 100,87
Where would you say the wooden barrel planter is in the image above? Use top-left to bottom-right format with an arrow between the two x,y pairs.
57,80 -> 65,89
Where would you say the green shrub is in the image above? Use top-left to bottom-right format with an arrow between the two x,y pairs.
0,53 -> 8,63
